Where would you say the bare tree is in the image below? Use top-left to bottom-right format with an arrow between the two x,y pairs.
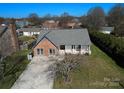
108,4 -> 124,36
108,4 -> 124,27
43,14 -> 52,20
59,12 -> 74,28
0,17 -> 4,24
28,13 -> 40,25
87,7 -> 106,31
79,15 -> 88,28
49,54 -> 83,83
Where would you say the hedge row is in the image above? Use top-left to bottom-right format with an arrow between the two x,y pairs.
89,31 -> 124,67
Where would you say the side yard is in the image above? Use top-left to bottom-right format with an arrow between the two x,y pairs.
18,36 -> 36,50
53,44 -> 124,88
0,50 -> 30,89
18,36 -> 36,43
0,35 -> 35,89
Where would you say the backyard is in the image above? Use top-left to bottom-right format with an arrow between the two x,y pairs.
53,44 -> 124,89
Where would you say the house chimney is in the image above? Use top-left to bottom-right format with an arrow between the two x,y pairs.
9,23 -> 19,52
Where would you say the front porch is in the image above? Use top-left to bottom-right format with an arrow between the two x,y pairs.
58,45 -> 91,55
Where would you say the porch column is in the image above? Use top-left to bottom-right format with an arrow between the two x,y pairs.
88,45 -> 91,55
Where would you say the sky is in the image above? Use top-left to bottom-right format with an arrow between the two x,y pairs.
0,3 -> 116,18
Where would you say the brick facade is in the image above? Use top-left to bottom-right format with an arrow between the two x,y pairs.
33,38 -> 57,56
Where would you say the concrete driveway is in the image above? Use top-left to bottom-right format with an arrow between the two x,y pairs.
11,56 -> 55,89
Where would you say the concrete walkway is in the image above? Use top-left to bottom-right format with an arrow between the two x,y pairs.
11,56 -> 55,89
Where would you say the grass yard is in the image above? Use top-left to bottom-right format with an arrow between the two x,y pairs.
53,44 -> 124,89
0,50 -> 30,89
18,36 -> 36,50
18,36 -> 36,44
18,36 -> 34,42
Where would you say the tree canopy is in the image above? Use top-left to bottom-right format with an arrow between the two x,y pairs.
28,13 -> 40,25
108,4 -> 124,36
0,17 -> 4,24
86,7 -> 106,31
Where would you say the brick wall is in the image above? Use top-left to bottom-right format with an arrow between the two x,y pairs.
33,38 -> 57,56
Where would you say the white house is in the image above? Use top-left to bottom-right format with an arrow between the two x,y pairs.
33,29 -> 91,56
100,27 -> 114,34
18,28 -> 42,36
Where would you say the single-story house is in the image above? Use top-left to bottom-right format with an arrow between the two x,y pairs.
18,28 -> 42,36
100,27 -> 114,34
66,18 -> 82,29
33,29 -> 91,56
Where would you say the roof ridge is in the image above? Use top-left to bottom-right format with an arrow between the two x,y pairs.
44,30 -> 51,37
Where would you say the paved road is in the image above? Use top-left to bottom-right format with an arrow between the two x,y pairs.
11,56 -> 55,89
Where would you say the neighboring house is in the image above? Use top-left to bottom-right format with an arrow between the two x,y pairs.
0,24 -> 19,57
15,20 -> 31,28
33,29 -> 91,56
18,28 -> 42,36
66,18 -> 82,29
67,22 -> 76,29
100,27 -> 114,34
67,22 -> 82,29
59,18 -> 82,29
42,20 -> 59,29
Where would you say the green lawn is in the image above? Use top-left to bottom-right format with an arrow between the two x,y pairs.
18,36 -> 36,45
0,50 -> 30,89
18,36 -> 35,42
54,44 -> 124,89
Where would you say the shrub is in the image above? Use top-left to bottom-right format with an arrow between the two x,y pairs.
119,80 -> 124,88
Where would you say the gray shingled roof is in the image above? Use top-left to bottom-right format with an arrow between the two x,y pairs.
20,28 -> 42,32
34,29 -> 91,48
0,26 -> 8,37
100,27 -> 114,32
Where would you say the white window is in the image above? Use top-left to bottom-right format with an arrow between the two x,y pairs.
60,45 -> 65,50
37,48 -> 43,55
72,45 -> 75,49
49,49 -> 55,55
